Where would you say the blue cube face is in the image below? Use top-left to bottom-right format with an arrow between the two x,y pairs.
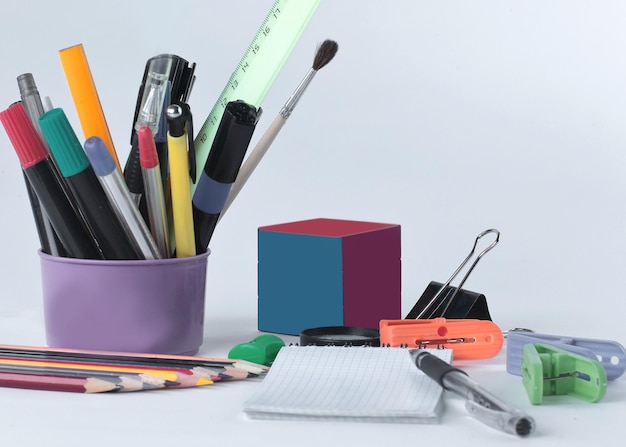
258,231 -> 344,335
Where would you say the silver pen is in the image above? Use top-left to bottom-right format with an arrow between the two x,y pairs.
410,350 -> 535,437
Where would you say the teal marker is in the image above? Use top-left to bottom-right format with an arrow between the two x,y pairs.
192,0 -> 322,193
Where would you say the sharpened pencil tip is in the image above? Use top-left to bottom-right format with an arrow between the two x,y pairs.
312,39 -> 339,71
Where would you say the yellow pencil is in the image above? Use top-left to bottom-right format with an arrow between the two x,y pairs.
166,103 -> 195,258
58,43 -> 121,172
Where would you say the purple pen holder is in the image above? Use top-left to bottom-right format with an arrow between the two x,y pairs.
39,250 -> 210,355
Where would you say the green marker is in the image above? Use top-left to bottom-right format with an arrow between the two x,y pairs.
192,0 -> 322,193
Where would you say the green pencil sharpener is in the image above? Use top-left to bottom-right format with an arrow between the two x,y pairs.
228,334 -> 285,366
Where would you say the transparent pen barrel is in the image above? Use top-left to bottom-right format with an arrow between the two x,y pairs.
443,372 -> 535,437
99,171 -> 161,260
141,166 -> 170,258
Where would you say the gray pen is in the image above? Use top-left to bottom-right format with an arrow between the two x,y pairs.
410,350 -> 535,437
17,73 -> 65,257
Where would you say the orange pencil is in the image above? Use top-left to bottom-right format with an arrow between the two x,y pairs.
58,43 -> 121,171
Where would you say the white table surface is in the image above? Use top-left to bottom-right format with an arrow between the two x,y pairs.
1,1 -> 625,445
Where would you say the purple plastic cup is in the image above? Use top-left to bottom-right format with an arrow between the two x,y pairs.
39,250 -> 210,355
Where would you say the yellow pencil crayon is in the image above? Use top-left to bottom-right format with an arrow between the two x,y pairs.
58,43 -> 121,172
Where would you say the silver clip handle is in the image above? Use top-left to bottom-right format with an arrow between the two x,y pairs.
416,228 -> 500,319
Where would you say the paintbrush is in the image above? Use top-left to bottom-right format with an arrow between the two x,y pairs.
219,39 -> 339,219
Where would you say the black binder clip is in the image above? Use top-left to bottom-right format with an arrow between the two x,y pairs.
405,229 -> 500,321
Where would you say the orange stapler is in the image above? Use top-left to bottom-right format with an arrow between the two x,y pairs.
379,317 -> 504,360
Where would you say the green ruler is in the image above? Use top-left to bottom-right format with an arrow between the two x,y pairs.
192,0 -> 322,191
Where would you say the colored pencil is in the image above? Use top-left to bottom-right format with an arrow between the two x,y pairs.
0,344 -> 268,378
0,357 -> 213,384
0,351 -> 244,382
0,362 -> 213,390
0,371 -> 161,394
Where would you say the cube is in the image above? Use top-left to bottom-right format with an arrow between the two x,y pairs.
258,218 -> 401,335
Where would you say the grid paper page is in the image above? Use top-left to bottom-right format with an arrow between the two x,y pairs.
243,346 -> 452,423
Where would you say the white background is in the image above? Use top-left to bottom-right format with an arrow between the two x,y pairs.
0,1 -> 625,445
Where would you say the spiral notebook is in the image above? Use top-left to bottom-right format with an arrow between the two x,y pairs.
243,345 -> 453,423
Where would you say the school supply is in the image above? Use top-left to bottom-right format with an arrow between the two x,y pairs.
0,102 -> 103,260
380,317 -> 503,360
192,100 -> 260,250
166,102 -> 196,258
39,108 -> 143,260
228,334 -> 285,366
0,344 -> 268,379
0,370 -> 163,394
124,54 -> 195,206
413,350 -> 535,436
243,346 -> 452,423
58,43 -> 121,171
191,0 -> 322,193
406,229 -> 499,320
220,39 -> 338,219
138,125 -> 171,258
84,136 -> 161,260
16,73 -> 65,257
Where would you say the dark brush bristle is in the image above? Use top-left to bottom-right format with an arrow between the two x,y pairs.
312,39 -> 339,71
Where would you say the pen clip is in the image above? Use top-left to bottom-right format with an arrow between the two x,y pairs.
185,106 -> 196,183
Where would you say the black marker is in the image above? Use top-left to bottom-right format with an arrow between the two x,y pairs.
0,102 -> 102,259
39,108 -> 143,260
124,55 -> 196,207
192,100 -> 260,252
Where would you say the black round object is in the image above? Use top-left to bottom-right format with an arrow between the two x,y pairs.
300,326 -> 380,347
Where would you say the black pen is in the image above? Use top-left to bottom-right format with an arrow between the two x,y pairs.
192,100 -> 260,252
124,55 -> 195,206
39,108 -> 143,260
0,102 -> 102,259
411,350 -> 535,437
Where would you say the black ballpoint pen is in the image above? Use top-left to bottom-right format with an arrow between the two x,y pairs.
124,55 -> 195,206
410,350 -> 535,437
